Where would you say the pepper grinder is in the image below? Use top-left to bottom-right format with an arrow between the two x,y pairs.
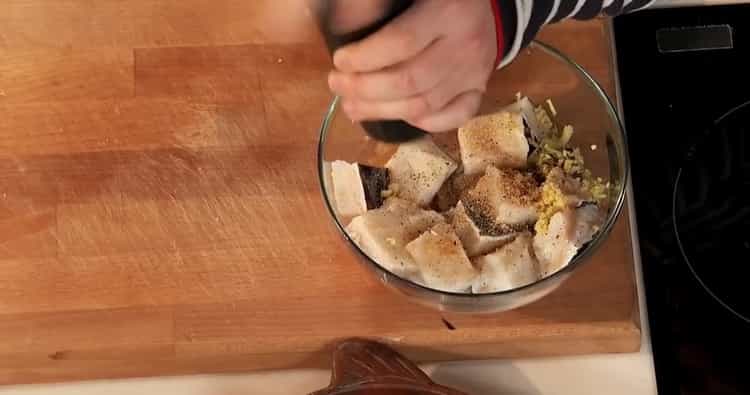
315,0 -> 428,143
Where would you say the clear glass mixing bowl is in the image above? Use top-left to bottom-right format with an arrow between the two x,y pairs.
317,41 -> 629,313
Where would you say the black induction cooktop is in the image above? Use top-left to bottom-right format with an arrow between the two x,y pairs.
614,4 -> 750,395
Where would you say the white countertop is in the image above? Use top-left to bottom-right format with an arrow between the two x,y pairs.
0,352 -> 656,395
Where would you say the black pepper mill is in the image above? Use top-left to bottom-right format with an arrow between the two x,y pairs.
315,0 -> 427,143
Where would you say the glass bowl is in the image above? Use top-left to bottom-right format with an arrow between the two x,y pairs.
317,41 -> 629,314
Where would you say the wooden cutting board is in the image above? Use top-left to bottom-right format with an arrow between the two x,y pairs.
0,1 -> 639,385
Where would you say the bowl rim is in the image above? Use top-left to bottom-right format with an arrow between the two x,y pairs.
316,40 -> 630,299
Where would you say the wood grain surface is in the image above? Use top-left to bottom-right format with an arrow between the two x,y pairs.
0,1 -> 639,385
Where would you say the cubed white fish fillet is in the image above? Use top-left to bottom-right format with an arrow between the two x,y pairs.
322,160 -> 335,203
458,111 -> 529,175
405,223 -> 478,292
501,96 -> 547,144
331,160 -> 368,217
533,205 -> 603,276
463,166 -> 540,233
346,199 -> 444,279
449,201 -> 515,257
330,160 -> 389,218
472,233 -> 541,293
433,168 -> 481,212
386,136 -> 458,207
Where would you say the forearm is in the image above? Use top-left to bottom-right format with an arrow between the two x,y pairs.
494,0 -> 654,67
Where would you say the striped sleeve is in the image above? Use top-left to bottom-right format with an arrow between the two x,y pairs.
494,0 -> 654,68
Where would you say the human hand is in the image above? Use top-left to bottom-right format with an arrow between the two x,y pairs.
327,0 -> 498,132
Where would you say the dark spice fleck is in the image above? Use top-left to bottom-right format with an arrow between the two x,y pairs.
441,317 -> 456,330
